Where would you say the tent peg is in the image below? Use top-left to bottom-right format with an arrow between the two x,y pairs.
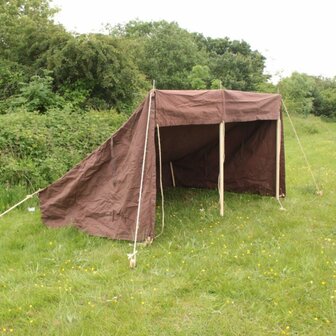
127,251 -> 137,269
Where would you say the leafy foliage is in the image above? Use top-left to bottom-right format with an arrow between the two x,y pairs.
279,72 -> 315,116
0,0 -> 67,69
110,20 -> 270,91
188,65 -> 211,89
14,71 -> 63,113
278,72 -> 336,118
111,20 -> 207,89
0,0 -> 271,110
45,34 -> 148,110
312,77 -> 336,119
0,110 -> 127,188
0,60 -> 28,101
1,0 -> 335,117
194,36 -> 269,90
0,1 -> 148,111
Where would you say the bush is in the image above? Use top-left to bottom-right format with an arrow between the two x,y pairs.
0,60 -> 28,101
279,73 -> 336,119
0,109 -> 127,188
313,78 -> 336,119
278,72 -> 315,116
12,72 -> 64,113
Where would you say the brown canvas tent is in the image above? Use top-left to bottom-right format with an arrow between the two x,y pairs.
39,89 -> 285,242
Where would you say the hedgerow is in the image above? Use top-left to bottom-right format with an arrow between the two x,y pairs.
0,108 -> 127,188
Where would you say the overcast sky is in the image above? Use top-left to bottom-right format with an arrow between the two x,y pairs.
51,0 -> 335,82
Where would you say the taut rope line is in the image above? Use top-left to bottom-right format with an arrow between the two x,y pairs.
0,189 -> 42,219
282,100 -> 322,195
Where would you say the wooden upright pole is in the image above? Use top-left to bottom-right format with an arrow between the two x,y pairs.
169,162 -> 176,187
219,122 -> 225,216
276,118 -> 281,200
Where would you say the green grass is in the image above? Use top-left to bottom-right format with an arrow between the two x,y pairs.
0,115 -> 335,335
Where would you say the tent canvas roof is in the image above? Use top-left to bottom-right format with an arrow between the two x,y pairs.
156,90 -> 281,126
39,89 -> 285,241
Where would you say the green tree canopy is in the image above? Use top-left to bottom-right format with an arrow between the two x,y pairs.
0,1 -> 276,113
278,73 -> 336,118
188,65 -> 211,89
110,20 -> 207,89
0,0 -> 70,109
278,72 -> 315,116
203,37 -> 268,91
0,0 -> 68,66
46,34 -> 148,110
312,77 -> 336,119
110,20 -> 269,91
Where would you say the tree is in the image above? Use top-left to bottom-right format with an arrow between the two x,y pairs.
0,7 -> 271,112
0,60 -> 27,101
312,77 -> 336,119
188,65 -> 210,89
0,0 -> 70,105
46,34 -> 148,110
204,38 -> 268,91
110,20 -> 207,89
13,71 -> 63,113
0,0 -> 66,65
278,72 -> 315,116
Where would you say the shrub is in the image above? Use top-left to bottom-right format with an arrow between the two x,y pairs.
12,72 -> 64,113
278,72 -> 315,116
0,109 -> 127,188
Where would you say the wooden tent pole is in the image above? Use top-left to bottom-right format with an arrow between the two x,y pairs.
219,122 -> 225,216
276,118 -> 281,200
169,162 -> 176,187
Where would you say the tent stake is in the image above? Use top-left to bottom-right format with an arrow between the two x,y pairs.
219,122 -> 225,216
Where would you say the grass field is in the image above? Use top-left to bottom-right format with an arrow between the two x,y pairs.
0,115 -> 335,335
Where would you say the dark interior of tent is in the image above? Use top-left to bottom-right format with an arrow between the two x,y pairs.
155,120 -> 282,196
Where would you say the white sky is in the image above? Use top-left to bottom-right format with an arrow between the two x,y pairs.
51,0 -> 335,83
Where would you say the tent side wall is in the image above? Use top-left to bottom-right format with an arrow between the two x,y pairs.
39,94 -> 157,241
